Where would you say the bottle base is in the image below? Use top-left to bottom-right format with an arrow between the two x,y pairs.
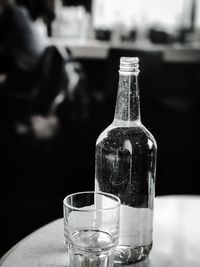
114,243 -> 152,264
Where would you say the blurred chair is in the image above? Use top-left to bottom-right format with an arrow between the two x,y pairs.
158,60 -> 200,195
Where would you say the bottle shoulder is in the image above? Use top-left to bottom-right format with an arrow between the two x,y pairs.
142,125 -> 157,150
96,123 -> 116,144
96,121 -> 157,150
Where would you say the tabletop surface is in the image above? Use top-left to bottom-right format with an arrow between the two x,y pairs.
1,195 -> 200,267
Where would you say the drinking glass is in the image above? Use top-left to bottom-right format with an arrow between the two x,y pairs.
63,191 -> 121,267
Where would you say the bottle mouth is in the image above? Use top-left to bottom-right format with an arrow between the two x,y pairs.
119,57 -> 140,74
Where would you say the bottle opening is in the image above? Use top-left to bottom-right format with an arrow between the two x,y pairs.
119,57 -> 140,74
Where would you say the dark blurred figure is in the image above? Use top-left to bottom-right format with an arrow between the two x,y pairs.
16,0 -> 55,36
0,0 -> 64,257
0,0 -> 46,128
0,0 -> 94,258
0,0 -> 90,133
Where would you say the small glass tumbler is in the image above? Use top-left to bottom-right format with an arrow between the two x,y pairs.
63,191 -> 121,267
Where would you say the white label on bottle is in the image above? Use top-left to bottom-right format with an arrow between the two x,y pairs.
119,204 -> 153,246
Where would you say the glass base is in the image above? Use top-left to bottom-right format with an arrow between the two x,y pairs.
114,243 -> 152,264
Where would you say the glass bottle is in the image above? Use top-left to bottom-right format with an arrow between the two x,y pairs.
95,57 -> 157,264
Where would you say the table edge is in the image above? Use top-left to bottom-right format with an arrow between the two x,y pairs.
0,218 -> 61,266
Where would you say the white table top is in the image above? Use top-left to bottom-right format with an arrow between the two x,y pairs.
1,195 -> 200,267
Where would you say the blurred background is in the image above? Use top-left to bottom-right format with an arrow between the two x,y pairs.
0,0 -> 200,256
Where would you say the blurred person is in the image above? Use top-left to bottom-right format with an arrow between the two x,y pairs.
0,0 -> 69,139
0,0 -> 65,257
0,0 -> 93,258
0,0 -> 89,137
0,0 -> 47,128
0,0 -> 48,91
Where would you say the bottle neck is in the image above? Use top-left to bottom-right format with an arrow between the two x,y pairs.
114,72 -> 141,124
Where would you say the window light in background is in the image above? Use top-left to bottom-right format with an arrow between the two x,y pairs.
92,0 -> 200,32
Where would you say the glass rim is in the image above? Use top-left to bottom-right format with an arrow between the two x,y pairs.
63,191 -> 121,211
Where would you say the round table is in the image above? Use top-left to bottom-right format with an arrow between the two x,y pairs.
1,195 -> 200,267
